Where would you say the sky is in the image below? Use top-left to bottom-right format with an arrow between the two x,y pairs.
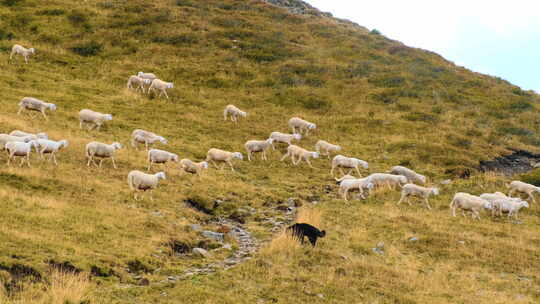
305,0 -> 540,92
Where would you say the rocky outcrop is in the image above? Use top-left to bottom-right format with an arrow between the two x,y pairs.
261,0 -> 333,17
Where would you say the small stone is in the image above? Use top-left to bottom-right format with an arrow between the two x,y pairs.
317,294 -> 324,299
190,224 -> 202,231
150,211 -> 163,217
192,248 -> 211,258
440,179 -> 452,185
376,242 -> 384,249
515,294 -> 525,300
409,237 -> 419,242
458,240 -> 465,245
372,247 -> 384,255
222,243 -> 232,250
201,231 -> 224,242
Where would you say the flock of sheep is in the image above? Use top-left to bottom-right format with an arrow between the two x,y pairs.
7,43 -> 537,220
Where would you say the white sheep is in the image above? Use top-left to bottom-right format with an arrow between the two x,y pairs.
338,177 -> 374,201
86,141 -> 122,169
179,159 -> 208,177
127,170 -> 166,201
507,180 -> 540,203
449,192 -> 492,220
389,166 -> 426,185
288,117 -> 316,135
131,129 -> 167,150
0,134 -> 32,150
79,109 -> 113,131
315,140 -> 341,159
147,149 -> 179,171
137,72 -> 157,81
5,141 -> 38,167
223,105 -> 247,123
34,139 -> 69,165
490,198 -> 529,219
269,132 -> 301,150
10,44 -> 35,64
366,173 -> 408,189
206,148 -> 243,171
9,130 -> 48,140
397,184 -> 440,210
479,192 -> 527,218
280,145 -> 319,168
18,97 -> 56,120
148,79 -> 173,99
330,155 -> 368,177
244,138 -> 274,161
127,75 -> 152,93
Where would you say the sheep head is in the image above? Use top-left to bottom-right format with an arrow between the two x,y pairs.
29,48 -> 35,54
293,134 -> 302,141
172,154 -> 179,162
104,114 -> 113,121
311,152 -> 320,159
155,172 -> 167,180
47,103 -> 57,111
158,136 -> 168,144
365,182 -> 375,190
431,188 -> 440,196
112,142 -> 123,150
60,140 -> 69,149
483,201 -> 493,210
232,152 -> 243,160
308,123 -> 317,130
266,138 -> 275,144
166,82 -> 174,89
240,111 -> 247,117
137,72 -> 144,77
200,161 -> 209,169
355,158 -> 368,169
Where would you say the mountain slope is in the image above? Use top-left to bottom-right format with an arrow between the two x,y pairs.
0,0 -> 538,303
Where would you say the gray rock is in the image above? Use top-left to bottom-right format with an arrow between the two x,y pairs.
190,224 -> 202,231
440,179 -> 452,185
376,241 -> 385,249
192,248 -> 211,258
372,247 -> 384,255
222,243 -> 232,250
150,211 -> 163,217
409,237 -> 419,242
202,230 -> 224,242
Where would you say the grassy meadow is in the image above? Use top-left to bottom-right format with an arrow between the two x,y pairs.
0,0 -> 538,303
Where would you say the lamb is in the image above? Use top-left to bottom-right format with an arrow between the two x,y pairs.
389,166 -> 426,185
179,159 -> 208,177
34,139 -> 69,165
397,184 -> 440,210
280,145 -> 319,168
330,155 -> 369,177
490,198 -> 529,219
148,79 -> 173,99
366,173 -> 408,189
10,44 -> 35,64
18,97 -> 56,120
507,180 -> 540,203
5,141 -> 38,167
9,130 -> 48,140
206,148 -> 243,171
0,134 -> 33,150
288,117 -> 316,136
131,129 -> 167,150
147,149 -> 179,171
449,192 -> 492,220
86,141 -> 122,169
127,170 -> 166,201
137,72 -> 157,81
269,132 -> 301,150
223,105 -> 247,123
127,75 -> 152,93
244,138 -> 274,161
287,223 -> 326,247
338,177 -> 375,201
79,109 -> 113,131
315,140 -> 341,159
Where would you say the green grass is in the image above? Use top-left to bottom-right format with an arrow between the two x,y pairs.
0,0 -> 538,303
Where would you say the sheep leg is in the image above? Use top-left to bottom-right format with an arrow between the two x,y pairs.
343,188 -> 349,201
26,154 -> 31,167
86,156 -> 92,167
305,158 -> 314,168
79,121 -> 83,129
508,189 -> 515,197
98,159 -> 104,168
424,198 -> 432,210
227,160 -> 235,172
210,160 -> 219,169
147,161 -> 152,171
330,165 -> 335,177
339,168 -> 345,176
52,153 -> 58,166
397,194 -> 406,205
145,142 -> 149,151
280,152 -> 290,161
247,152 -> 252,162
9,51 -> 14,60
17,107 -> 23,115
355,167 -> 361,177
527,192 -> 536,203
41,110 -> 48,120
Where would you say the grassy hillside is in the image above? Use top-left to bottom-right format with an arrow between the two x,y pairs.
0,0 -> 539,303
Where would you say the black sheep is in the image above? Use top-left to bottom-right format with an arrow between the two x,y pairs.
287,223 -> 326,247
